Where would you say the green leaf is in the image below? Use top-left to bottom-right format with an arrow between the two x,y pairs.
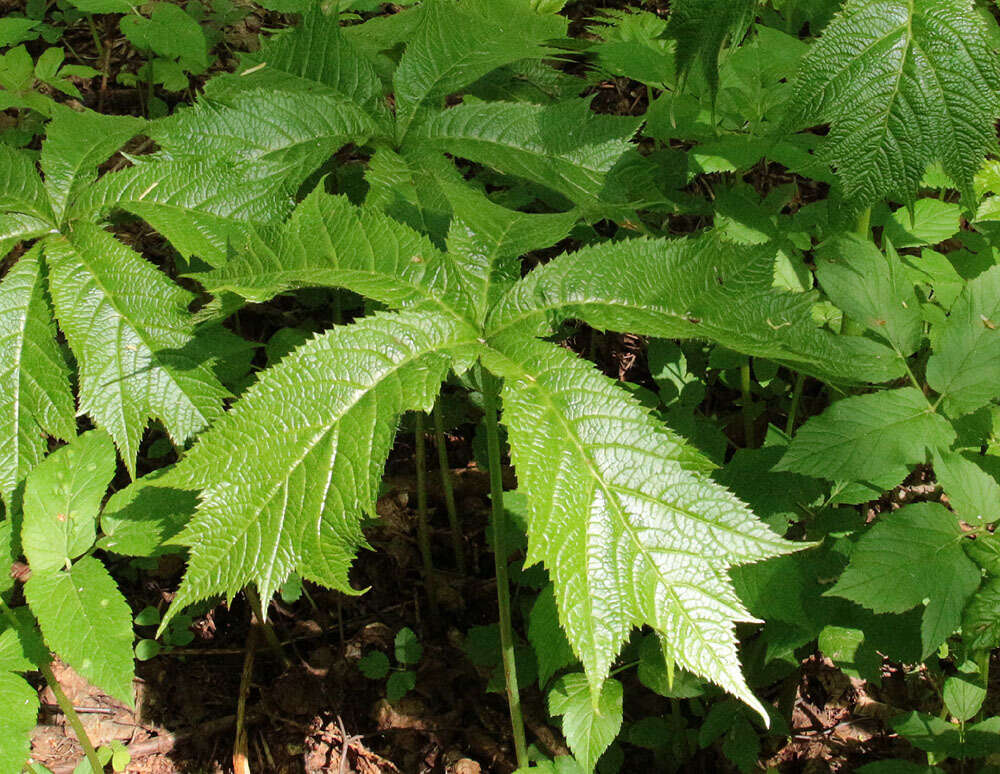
487,232 -> 904,385
394,627 -> 422,665
159,309 -> 477,624
932,449 -> 1000,524
386,669 -> 416,701
926,265 -> 1000,416
776,388 -> 954,484
943,672 -> 986,723
40,106 -> 144,223
358,650 -> 390,679
528,583 -> 577,688
548,673 -> 623,774
814,234 -> 921,356
667,0 -> 757,106
962,576 -> 1000,651
193,190 -> 471,316
891,712 -> 1000,760
120,4 -> 208,69
0,607 -> 47,672
98,468 -> 197,557
24,555 -> 135,704
0,245 -> 76,504
880,199 -> 962,249
21,430 -> 115,573
45,225 -> 230,474
827,503 -> 980,657
67,0 -> 132,12
393,0 -> 564,142
0,670 -> 39,774
483,336 -> 798,720
0,144 -> 53,223
784,0 -> 1000,208
413,100 -> 640,216
71,157 -> 293,264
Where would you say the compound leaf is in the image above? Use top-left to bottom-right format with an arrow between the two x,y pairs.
776,388 -> 954,484
827,503 -> 980,657
785,0 -> 1000,207
482,336 -> 797,721
45,225 -> 229,475
0,671 -> 38,774
24,555 -> 134,704
21,430 -> 115,573
160,308 -> 478,624
926,265 -> 1000,416
0,245 -> 76,505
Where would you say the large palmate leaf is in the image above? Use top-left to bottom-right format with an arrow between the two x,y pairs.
413,100 -> 640,215
785,0 -> 1000,207
486,233 -> 903,384
45,225 -> 229,473
667,0 -> 758,104
159,309 -> 479,623
193,189 -> 472,317
151,90 -> 383,176
203,7 -> 386,119
0,245 -> 76,504
392,0 -> 565,142
0,144 -> 53,224
70,157 -> 292,264
926,265 -> 1000,416
481,335 -> 798,719
40,105 -> 144,223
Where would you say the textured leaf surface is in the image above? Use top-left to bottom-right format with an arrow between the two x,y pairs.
0,144 -> 53,223
40,106 -> 144,222
667,0 -> 757,103
70,158 -> 292,264
932,450 -> 1000,524
21,430 -> 115,573
548,673 -> 623,773
0,212 -> 52,260
815,235 -> 921,356
926,265 -> 1000,416
45,225 -> 229,473
414,100 -> 640,214
194,190 -> 471,316
482,336 -> 797,720
98,469 -> 197,557
776,388 -> 954,483
963,577 -> 1000,651
528,583 -> 578,688
785,0 -> 1000,206
828,503 -> 980,656
0,245 -> 76,504
487,233 -> 903,384
160,309 -> 477,622
24,555 -> 134,703
0,670 -> 38,774
393,0 -> 565,141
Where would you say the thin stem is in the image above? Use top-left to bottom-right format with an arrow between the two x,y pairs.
432,402 -> 465,574
786,372 -> 805,436
740,363 -> 755,448
414,413 -> 439,619
855,206 -> 872,239
483,376 -> 528,769
0,599 -> 103,773
86,15 -> 104,61
244,587 -> 289,668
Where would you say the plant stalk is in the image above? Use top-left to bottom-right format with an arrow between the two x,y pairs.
414,413 -> 439,618
432,402 -> 465,574
482,377 -> 528,769
786,372 -> 805,436
244,587 -> 289,668
0,599 -> 104,773
840,206 -> 873,336
740,363 -> 755,448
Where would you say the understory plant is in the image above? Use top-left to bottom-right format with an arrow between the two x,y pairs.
4,0 -> 1000,771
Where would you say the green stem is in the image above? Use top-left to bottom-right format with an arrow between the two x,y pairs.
86,15 -> 104,61
840,207 -> 873,336
432,402 -> 465,575
0,599 -> 103,773
740,363 -> 755,448
414,413 -> 439,618
785,372 -> 805,436
483,376 -> 528,769
244,587 -> 290,668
